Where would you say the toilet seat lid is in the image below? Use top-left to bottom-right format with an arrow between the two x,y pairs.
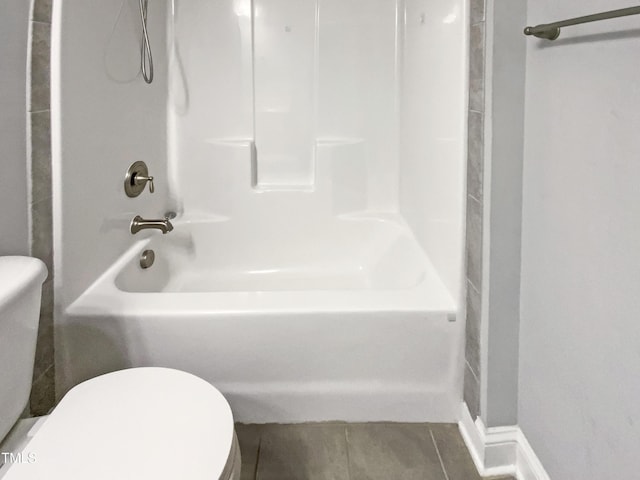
3,368 -> 234,480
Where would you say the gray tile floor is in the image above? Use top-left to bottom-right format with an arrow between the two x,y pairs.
235,423 -> 515,480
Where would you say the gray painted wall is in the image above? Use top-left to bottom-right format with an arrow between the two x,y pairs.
519,0 -> 640,477
0,0 -> 30,255
483,0 -> 526,427
0,0 -> 54,415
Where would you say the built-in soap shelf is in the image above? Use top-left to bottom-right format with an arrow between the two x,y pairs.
252,184 -> 315,193
202,137 -> 366,190
179,137 -> 368,215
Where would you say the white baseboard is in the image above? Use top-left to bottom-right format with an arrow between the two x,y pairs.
458,403 -> 550,480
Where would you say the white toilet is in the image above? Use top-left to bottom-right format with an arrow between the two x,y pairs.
0,257 -> 240,479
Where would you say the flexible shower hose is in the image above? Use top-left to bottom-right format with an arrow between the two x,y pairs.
139,0 -> 153,84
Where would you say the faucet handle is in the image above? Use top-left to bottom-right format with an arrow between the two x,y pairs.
135,175 -> 154,193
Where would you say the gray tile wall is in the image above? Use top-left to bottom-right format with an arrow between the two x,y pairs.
464,0 -> 486,419
28,0 -> 55,416
482,0 -> 526,427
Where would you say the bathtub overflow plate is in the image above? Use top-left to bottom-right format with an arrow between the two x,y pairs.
140,250 -> 155,269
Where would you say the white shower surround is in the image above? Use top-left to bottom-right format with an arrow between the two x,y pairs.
53,0 -> 468,422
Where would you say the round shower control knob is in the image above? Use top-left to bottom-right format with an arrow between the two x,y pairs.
125,161 -> 154,197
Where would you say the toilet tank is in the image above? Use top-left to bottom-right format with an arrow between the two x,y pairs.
0,257 -> 47,442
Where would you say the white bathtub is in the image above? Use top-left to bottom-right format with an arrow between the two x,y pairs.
61,214 -> 463,422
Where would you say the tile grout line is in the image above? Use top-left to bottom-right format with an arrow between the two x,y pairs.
344,426 -> 352,480
253,432 -> 262,480
429,428 -> 450,480
32,363 -> 53,386
466,359 -> 480,383
467,278 -> 481,295
468,193 -> 482,205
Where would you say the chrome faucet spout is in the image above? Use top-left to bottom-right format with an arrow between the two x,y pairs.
130,215 -> 174,235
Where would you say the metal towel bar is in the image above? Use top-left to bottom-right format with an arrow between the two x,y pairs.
524,6 -> 640,40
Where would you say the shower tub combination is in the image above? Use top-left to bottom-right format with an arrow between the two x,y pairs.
54,0 -> 467,422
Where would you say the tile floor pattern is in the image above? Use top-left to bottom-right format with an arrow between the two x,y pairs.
235,423 -> 515,480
